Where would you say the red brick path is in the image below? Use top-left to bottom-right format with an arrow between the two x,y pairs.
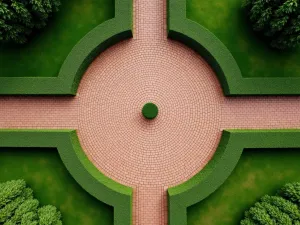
0,0 -> 300,224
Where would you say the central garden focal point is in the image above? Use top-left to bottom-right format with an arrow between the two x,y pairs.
1,0 -> 300,224
142,102 -> 159,120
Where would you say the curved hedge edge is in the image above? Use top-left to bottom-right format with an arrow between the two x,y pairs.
168,29 -> 233,96
167,129 -> 300,225
0,129 -> 133,225
167,0 -> 300,95
0,0 -> 132,95
59,20 -> 132,95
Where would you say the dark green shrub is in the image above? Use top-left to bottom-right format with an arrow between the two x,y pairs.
0,179 -> 62,225
279,182 -> 300,204
142,103 -> 159,120
0,0 -> 61,44
240,182 -> 300,224
243,0 -> 300,49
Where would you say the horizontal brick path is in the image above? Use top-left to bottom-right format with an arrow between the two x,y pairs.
0,0 -> 300,224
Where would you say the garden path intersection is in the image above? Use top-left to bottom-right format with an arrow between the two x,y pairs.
1,0 -> 300,225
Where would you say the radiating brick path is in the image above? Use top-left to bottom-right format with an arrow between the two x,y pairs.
1,0 -> 300,224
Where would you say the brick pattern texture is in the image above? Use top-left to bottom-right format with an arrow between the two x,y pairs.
0,0 -> 300,225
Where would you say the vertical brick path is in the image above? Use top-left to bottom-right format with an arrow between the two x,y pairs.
134,0 -> 166,40
0,0 -> 300,225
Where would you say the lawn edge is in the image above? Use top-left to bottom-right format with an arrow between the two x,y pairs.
0,0 -> 132,95
167,0 -> 300,95
167,129 -> 300,225
0,129 -> 133,225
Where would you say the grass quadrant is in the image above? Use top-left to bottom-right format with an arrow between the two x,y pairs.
0,147 -> 113,225
188,148 -> 300,225
0,0 -> 114,77
0,0 -> 132,94
168,130 -> 300,225
0,130 -> 132,225
187,0 -> 300,78
168,0 -> 300,94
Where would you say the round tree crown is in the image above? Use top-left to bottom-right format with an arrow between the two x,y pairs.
0,0 -> 61,44
243,0 -> 300,49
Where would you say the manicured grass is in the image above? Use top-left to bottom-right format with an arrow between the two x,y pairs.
187,148 -> 300,225
0,0 -> 114,77
0,147 -> 113,225
187,0 -> 300,78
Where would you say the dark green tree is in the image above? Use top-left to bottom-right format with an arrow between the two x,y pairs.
243,0 -> 300,49
240,182 -> 300,225
0,0 -> 61,44
0,179 -> 63,225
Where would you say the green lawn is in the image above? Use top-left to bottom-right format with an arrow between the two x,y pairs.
0,0 -> 114,77
188,148 -> 300,225
187,0 -> 300,78
0,147 -> 113,225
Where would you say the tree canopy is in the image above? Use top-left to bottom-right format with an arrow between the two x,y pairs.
0,179 -> 63,225
243,0 -> 300,49
0,0 -> 61,44
241,182 -> 300,225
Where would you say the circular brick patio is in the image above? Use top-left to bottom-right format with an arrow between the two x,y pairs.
1,0 -> 300,224
76,40 -> 222,187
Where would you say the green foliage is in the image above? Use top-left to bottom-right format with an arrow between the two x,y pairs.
0,196 -> 25,223
279,182 -> 300,204
0,0 -> 61,44
0,180 -> 26,208
0,179 -> 63,225
11,199 -> 39,223
240,182 -> 300,224
38,206 -> 62,225
142,103 -> 159,120
243,0 -> 300,49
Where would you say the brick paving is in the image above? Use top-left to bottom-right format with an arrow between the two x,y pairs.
0,0 -> 300,224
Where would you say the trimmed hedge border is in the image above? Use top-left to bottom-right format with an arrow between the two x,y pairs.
0,130 -> 133,225
168,129 -> 300,225
0,0 -> 132,95
167,0 -> 300,95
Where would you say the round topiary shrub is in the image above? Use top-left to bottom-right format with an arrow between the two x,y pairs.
243,0 -> 300,50
0,179 -> 63,225
0,0 -> 61,44
142,102 -> 159,120
240,182 -> 300,225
